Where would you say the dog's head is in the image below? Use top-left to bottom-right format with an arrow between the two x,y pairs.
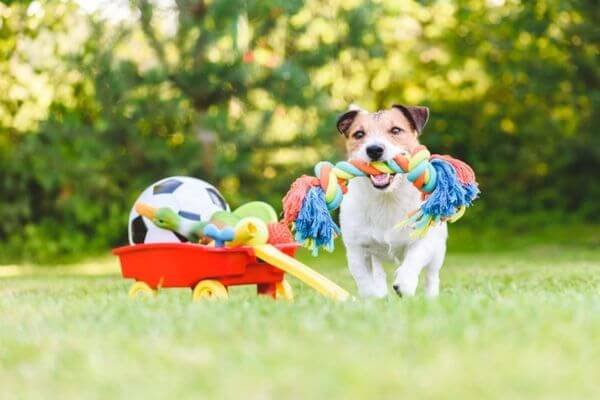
337,104 -> 429,191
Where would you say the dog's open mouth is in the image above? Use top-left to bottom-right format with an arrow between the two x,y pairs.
369,173 -> 395,189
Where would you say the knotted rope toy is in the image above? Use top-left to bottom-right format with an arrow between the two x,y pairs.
282,145 -> 479,254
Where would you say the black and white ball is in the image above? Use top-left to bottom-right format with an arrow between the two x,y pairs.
128,176 -> 229,244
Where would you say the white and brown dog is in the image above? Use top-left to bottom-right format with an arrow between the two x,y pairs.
337,105 -> 447,298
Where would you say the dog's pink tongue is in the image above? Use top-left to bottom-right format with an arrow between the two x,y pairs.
370,174 -> 389,185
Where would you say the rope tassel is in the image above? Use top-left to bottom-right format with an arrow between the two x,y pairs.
293,186 -> 340,255
282,145 -> 479,254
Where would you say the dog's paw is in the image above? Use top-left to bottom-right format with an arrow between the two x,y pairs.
392,269 -> 418,297
358,285 -> 388,299
372,285 -> 388,299
424,281 -> 440,298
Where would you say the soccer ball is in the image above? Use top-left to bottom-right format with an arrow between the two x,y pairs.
128,176 -> 229,244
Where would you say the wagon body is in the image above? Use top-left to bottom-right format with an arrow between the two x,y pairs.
112,243 -> 298,299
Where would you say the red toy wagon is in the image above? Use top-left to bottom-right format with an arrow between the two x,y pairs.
112,243 -> 298,301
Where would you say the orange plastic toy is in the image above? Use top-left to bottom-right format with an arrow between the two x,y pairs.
113,242 -> 297,301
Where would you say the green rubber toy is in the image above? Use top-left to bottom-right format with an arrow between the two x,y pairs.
233,201 -> 278,224
210,210 -> 242,228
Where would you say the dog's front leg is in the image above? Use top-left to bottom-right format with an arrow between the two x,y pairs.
346,245 -> 384,298
392,240 -> 432,297
370,256 -> 388,298
423,248 -> 445,298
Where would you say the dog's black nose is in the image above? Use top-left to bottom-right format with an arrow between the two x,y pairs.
366,145 -> 384,161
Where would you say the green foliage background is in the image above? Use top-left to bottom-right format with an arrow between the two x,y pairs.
0,0 -> 598,263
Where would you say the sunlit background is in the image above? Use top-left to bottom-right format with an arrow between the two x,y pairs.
1,0 -> 597,262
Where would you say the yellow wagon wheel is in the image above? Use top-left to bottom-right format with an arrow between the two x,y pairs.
129,281 -> 157,299
193,280 -> 229,302
275,279 -> 294,301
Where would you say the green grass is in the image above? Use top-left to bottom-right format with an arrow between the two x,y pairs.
1,243 -> 599,399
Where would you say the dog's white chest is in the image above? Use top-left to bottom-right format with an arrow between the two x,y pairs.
339,177 -> 422,253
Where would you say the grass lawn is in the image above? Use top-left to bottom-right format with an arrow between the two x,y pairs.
1,240 -> 599,399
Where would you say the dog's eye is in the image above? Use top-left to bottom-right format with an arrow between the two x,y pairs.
352,130 -> 366,139
390,127 -> 404,135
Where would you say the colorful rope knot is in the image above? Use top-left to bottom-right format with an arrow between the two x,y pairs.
402,146 -> 438,193
282,145 -> 479,255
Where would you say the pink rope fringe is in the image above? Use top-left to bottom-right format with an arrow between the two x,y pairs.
282,175 -> 319,225
432,155 -> 477,185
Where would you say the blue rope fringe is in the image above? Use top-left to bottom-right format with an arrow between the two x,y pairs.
294,186 -> 340,255
421,159 -> 479,220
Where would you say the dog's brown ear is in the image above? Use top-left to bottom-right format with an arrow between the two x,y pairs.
392,105 -> 429,134
336,110 -> 359,136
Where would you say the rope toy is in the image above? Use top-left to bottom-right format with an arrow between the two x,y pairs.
282,145 -> 480,254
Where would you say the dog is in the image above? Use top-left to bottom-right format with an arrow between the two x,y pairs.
337,104 -> 448,298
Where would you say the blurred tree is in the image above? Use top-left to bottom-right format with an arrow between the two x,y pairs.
132,0 -> 387,205
0,1 -> 100,260
438,0 -> 600,216
0,0 -> 385,261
